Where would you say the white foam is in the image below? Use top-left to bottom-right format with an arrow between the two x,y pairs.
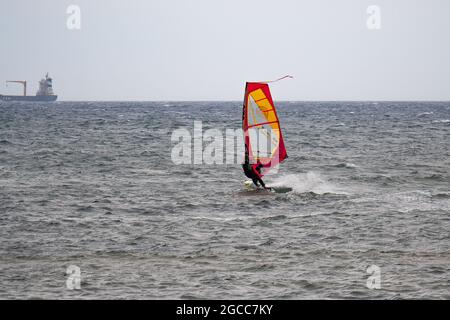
417,112 -> 434,117
345,163 -> 357,168
335,162 -> 357,168
268,171 -> 348,195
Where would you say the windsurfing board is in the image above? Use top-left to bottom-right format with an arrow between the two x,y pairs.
243,180 -> 292,193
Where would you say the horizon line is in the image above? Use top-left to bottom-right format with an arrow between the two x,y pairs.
53,99 -> 450,103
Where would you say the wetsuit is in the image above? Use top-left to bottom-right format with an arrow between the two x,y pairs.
242,149 -> 267,188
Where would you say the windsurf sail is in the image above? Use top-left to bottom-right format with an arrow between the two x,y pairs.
242,79 -> 289,177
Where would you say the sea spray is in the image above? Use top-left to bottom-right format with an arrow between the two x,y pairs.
268,172 -> 347,195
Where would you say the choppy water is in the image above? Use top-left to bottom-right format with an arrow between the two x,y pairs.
0,101 -> 449,299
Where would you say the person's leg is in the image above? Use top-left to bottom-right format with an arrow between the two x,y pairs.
257,177 -> 266,189
252,178 -> 260,187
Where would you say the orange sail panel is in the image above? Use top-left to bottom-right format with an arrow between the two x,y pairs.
242,82 -> 287,177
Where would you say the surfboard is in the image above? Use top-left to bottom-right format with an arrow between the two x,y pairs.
270,186 -> 293,193
244,180 -> 293,193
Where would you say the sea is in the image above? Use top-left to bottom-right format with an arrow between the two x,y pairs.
0,101 -> 449,299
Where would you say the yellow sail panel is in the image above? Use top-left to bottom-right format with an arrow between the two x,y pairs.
247,91 -> 281,162
249,88 -> 266,102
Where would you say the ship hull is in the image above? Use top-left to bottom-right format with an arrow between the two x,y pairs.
0,95 -> 57,102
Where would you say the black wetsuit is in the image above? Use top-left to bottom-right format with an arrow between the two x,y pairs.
242,161 -> 266,188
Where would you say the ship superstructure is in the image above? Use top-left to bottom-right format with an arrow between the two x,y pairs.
36,73 -> 55,96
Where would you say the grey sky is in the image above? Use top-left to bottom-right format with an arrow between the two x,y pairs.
1,0 -> 449,101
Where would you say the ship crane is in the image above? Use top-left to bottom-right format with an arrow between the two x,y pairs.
6,80 -> 27,96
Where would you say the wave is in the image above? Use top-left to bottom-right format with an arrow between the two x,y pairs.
431,192 -> 450,199
417,112 -> 433,117
432,119 -> 450,124
0,139 -> 13,145
333,162 -> 357,169
268,171 -> 348,195
419,173 -> 447,181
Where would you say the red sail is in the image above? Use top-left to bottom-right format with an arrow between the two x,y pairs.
242,82 -> 287,177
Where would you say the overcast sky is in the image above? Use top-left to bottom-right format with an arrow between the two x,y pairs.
1,0 -> 449,101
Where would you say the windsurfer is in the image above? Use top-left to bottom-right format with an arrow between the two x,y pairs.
241,78 -> 290,192
242,147 -> 269,190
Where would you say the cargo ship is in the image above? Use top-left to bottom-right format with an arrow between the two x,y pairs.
0,73 -> 57,102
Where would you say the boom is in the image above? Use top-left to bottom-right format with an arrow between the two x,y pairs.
6,80 -> 27,96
